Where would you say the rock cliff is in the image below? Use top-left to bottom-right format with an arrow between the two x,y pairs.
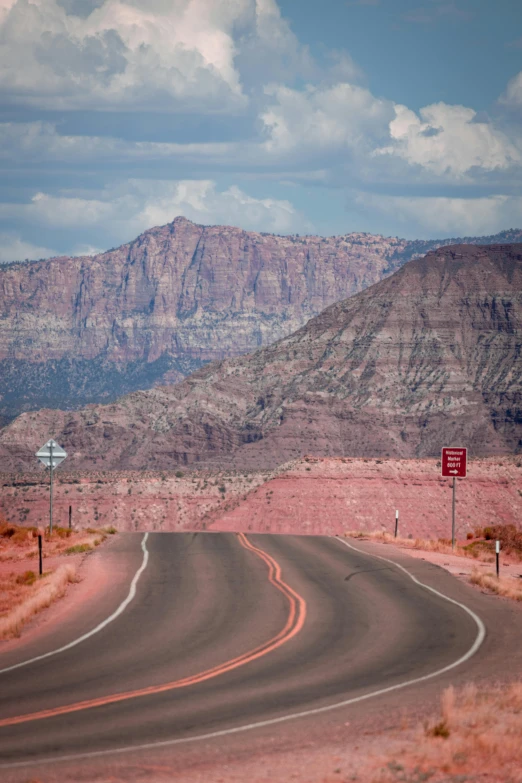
1,217 -> 520,420
2,243 -> 520,471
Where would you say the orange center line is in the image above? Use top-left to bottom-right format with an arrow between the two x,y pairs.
0,533 -> 307,728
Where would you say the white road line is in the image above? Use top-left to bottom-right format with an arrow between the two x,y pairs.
0,534 -> 486,771
0,533 -> 150,675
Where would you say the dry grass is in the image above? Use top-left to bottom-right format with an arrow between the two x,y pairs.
0,563 -> 78,639
346,529 -> 498,563
469,568 -> 522,601
0,520 -> 113,639
373,681 -> 522,781
346,529 -> 522,604
0,522 -> 108,563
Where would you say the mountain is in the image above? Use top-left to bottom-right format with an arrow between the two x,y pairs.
1,217 -> 520,422
2,242 -> 520,472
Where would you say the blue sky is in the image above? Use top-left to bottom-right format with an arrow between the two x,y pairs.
0,0 -> 520,261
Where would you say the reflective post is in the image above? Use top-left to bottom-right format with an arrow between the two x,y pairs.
38,533 -> 43,576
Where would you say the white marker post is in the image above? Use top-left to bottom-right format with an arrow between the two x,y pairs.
496,540 -> 500,578
394,509 -> 399,538
35,440 -> 67,536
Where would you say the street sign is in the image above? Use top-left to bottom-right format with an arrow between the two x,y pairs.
35,439 -> 67,536
441,447 -> 467,478
36,439 -> 67,469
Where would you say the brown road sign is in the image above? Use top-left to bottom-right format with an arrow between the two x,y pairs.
441,447 -> 467,478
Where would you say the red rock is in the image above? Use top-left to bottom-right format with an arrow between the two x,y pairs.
1,218 -> 520,420
1,243 -> 520,472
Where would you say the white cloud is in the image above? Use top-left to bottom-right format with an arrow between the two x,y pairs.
0,121 -> 238,167
374,102 -> 521,178
260,82 -> 393,156
136,180 -> 307,234
0,0 -> 254,111
500,71 -> 522,109
0,179 -> 309,252
70,242 -> 106,256
355,192 -> 522,236
0,233 -> 56,263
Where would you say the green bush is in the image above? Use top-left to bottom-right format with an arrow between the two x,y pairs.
64,543 -> 92,555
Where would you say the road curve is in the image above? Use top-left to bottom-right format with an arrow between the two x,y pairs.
0,533 -> 485,769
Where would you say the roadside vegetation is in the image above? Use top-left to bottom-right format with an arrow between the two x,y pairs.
0,520 -> 115,639
346,527 -> 522,603
346,525 -> 522,562
469,569 -> 522,602
374,680 -> 522,781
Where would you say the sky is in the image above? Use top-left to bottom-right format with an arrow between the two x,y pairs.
0,0 -> 521,261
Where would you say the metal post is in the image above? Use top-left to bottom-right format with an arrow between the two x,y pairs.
69,505 -> 72,530
394,509 -> 399,538
496,540 -> 500,578
49,440 -> 54,536
451,476 -> 457,549
38,534 -> 43,576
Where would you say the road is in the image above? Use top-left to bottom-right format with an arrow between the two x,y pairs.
0,532 -> 510,775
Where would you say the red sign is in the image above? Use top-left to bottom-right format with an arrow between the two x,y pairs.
441,447 -> 467,478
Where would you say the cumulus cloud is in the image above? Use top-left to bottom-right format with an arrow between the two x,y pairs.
355,192 -> 522,236
0,179 -> 310,253
0,0 -> 253,111
374,102 -> 521,178
0,233 -> 56,264
0,0 -> 520,246
0,0 -> 327,113
260,82 -> 394,157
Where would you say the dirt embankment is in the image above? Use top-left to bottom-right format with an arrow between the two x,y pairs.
1,457 -> 520,540
207,456 -> 522,540
0,468 -> 276,531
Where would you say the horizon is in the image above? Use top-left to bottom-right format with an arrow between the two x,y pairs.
1,214 -> 521,266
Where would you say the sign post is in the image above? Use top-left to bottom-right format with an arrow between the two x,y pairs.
394,509 -> 399,538
441,447 -> 467,550
36,439 -> 67,536
496,540 -> 500,578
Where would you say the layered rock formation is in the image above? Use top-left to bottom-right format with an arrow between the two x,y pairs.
1,243 -> 520,471
1,217 -> 520,421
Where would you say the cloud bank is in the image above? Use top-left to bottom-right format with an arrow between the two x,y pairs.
0,0 -> 520,256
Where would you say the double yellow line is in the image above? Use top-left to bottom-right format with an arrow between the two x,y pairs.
0,533 -> 307,728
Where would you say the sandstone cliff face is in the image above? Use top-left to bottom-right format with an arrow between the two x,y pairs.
1,243 -> 520,471
1,217 -> 520,420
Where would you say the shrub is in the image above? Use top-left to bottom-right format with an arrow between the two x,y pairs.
428,719 -> 450,739
481,524 -> 522,555
12,528 -> 31,545
64,543 -> 92,555
175,470 -> 184,478
15,570 -> 36,586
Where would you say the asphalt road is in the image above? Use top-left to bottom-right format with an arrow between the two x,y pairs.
0,532 -> 504,772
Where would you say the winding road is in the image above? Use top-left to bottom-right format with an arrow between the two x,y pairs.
0,531 -> 517,776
